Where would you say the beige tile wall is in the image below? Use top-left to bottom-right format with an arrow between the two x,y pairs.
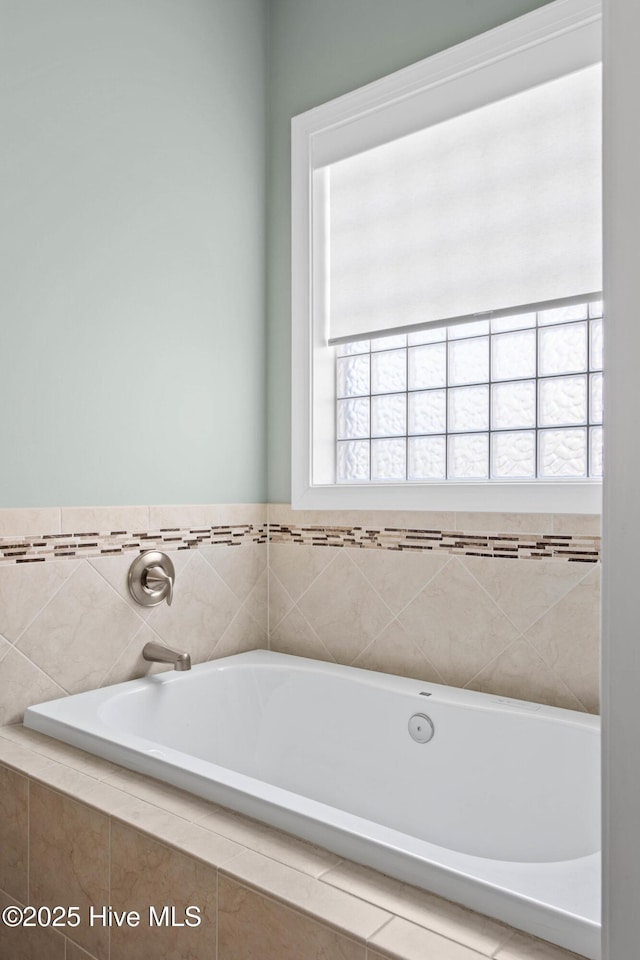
110,821 -> 218,960
268,506 -> 601,713
0,501 -> 601,728
0,726 -> 587,960
30,783 -> 110,958
0,765 -> 28,903
0,505 -> 267,725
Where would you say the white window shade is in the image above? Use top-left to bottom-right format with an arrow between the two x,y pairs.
326,64 -> 602,344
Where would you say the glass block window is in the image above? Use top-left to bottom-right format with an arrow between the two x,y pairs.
336,300 -> 603,483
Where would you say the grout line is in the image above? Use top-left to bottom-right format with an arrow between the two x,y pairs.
292,603 -> 338,663
464,552 -> 599,638
381,553 -> 454,622
0,884 -> 25,904
213,870 -> 388,946
455,554 -> 525,634
266,596 -> 333,662
141,619 -> 174,649
197,540 -> 247,602
346,613 -> 446,677
491,926 -> 517,958
209,605 -> 244,660
340,549 -> 397,622
349,628 -> 387,667
242,569 -> 269,631
512,563 -> 599,646
3,643 -> 70,698
10,555 -> 83,648
455,554 -> 598,695
98,621 -> 167,688
405,633 -> 447,684
365,913 -> 396,944
280,546 -> 341,607
461,636 -> 524,694
26,776 -> 30,906
107,815 -> 112,960
87,551 -> 153,613
266,569 -> 296,633
89,615 -> 154,693
0,636 -> 10,665
315,859 -> 344,882
518,635 -> 592,713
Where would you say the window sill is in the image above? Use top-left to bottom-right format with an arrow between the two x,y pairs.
292,480 -> 602,514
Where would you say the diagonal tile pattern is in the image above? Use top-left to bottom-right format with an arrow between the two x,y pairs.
464,639 -> 585,711
200,542 -> 266,602
0,502 -> 600,725
16,563 -> 142,693
398,558 -> 519,688
0,646 -> 67,725
351,620 -> 444,684
268,543 -> 339,601
270,605 -> 335,663
350,548 -> 449,615
0,558 -> 79,642
88,550 -> 193,621
242,567 -> 269,629
268,571 -> 295,632
460,556 -> 591,634
297,551 -> 395,662
522,565 -> 601,712
213,606 -> 268,660
1,528 -> 268,724
146,551 -> 242,664
269,533 -> 601,713
100,622 -> 173,688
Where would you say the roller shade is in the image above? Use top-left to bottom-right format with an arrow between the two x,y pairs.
326,63 -> 602,345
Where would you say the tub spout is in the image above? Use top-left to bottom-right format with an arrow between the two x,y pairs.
142,641 -> 191,671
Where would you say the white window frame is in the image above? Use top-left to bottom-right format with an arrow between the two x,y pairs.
291,0 -> 602,513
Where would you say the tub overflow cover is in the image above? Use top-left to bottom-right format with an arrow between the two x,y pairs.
408,713 -> 435,743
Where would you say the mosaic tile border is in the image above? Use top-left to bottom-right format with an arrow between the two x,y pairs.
269,524 -> 600,562
0,524 -> 267,565
0,521 -> 600,565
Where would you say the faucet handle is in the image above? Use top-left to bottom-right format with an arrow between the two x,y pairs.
128,551 -> 176,608
144,565 -> 174,606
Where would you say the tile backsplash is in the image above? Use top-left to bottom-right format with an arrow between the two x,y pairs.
0,505 -> 268,726
0,503 -> 601,724
268,505 -> 600,714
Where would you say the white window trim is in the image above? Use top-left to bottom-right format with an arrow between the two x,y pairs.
291,0 -> 602,513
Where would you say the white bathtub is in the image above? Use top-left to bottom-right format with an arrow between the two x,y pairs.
24,650 -> 601,959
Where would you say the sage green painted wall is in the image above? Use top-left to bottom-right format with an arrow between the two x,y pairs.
1,0 -> 559,508
266,0 -> 555,502
0,0 -> 267,506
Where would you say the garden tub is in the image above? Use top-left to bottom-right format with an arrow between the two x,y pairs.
24,650 -> 601,958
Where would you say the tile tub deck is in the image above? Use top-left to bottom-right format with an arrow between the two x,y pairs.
0,724 -> 588,960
